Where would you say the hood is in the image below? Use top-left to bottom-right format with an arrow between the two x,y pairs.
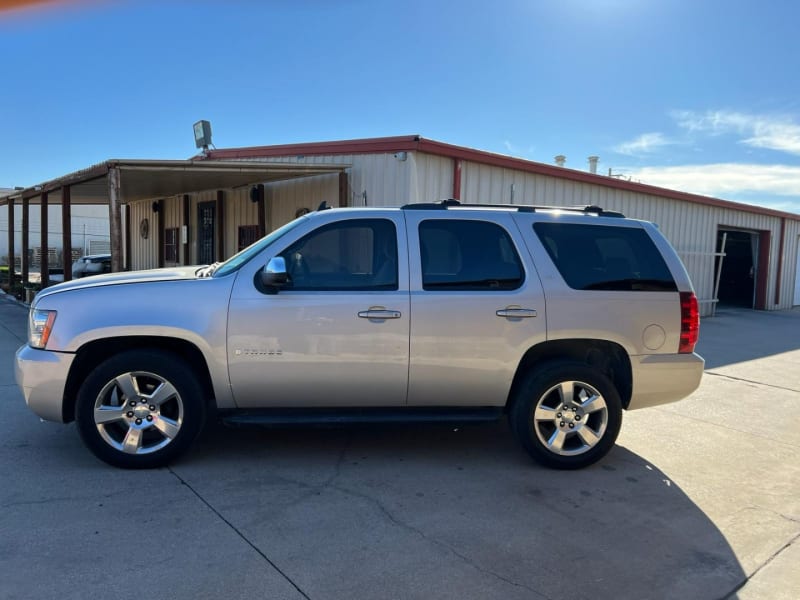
37,266 -> 203,298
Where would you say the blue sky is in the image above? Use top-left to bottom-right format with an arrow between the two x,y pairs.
2,0 -> 800,212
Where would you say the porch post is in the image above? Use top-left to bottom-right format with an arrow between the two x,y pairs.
40,192 -> 49,287
216,190 -> 224,261
108,168 -> 123,272
182,194 -> 190,265
256,184 -> 266,237
6,199 -> 14,289
62,186 -> 72,281
21,198 -> 29,285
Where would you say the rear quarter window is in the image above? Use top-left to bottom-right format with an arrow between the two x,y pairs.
533,222 -> 677,292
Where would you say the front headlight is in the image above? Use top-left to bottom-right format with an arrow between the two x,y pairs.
29,309 -> 57,349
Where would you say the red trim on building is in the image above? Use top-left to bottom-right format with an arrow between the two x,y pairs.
205,135 -> 800,222
755,231 -> 771,310
774,218 -> 786,305
452,158 -> 462,200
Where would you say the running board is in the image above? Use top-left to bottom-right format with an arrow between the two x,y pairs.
220,407 -> 504,428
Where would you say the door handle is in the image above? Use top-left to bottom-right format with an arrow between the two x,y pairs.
358,309 -> 402,319
496,307 -> 537,318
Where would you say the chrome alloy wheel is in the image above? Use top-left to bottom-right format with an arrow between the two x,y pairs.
92,371 -> 184,455
532,380 -> 609,456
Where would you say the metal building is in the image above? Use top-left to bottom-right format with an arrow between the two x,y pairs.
2,135 -> 799,315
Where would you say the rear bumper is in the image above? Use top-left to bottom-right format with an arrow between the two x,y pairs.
15,344 -> 75,423
628,352 -> 704,410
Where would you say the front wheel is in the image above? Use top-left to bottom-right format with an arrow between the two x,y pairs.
75,350 -> 206,469
510,362 -> 623,470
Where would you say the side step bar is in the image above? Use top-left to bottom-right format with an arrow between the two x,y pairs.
220,407 -> 505,428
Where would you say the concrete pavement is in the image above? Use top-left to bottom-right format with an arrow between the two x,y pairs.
1,293 -> 798,599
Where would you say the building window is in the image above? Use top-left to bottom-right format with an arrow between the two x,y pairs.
238,225 -> 261,251
164,228 -> 179,263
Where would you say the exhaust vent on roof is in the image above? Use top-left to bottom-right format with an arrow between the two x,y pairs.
554,155 -> 566,167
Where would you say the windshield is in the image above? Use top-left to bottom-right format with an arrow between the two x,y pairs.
212,217 -> 307,278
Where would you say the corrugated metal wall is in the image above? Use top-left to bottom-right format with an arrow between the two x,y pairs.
236,153 -> 413,208
129,199 -> 157,271
457,160 -> 799,314
125,152 -> 800,313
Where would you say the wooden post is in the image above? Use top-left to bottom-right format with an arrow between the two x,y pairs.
157,199 -> 165,268
124,204 -> 132,271
40,192 -> 49,288
108,167 -> 123,273
62,186 -> 72,281
182,194 -> 190,265
216,190 -> 224,261
257,184 -> 266,237
338,171 -> 348,207
21,198 -> 29,285
6,199 -> 14,289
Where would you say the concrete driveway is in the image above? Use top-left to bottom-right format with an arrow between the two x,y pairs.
1,295 -> 798,600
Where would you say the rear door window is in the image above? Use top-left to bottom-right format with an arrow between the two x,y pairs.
533,222 -> 677,291
419,220 -> 524,290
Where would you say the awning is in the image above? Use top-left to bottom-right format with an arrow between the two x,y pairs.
0,159 -> 349,205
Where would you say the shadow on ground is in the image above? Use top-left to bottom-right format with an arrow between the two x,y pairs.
167,419 -> 747,600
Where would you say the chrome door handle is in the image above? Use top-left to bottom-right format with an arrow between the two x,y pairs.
358,309 -> 402,319
496,308 -> 537,318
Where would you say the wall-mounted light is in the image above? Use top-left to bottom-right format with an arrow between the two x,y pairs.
250,186 -> 260,203
152,201 -> 160,213
394,151 -> 408,161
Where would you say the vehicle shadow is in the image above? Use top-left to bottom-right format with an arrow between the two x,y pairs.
177,420 -> 746,600
698,306 -> 800,369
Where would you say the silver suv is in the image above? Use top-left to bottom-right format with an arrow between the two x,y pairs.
15,201 -> 704,469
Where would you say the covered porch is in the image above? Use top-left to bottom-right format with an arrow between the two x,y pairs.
1,159 -> 349,290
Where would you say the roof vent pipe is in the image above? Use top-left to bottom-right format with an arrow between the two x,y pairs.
588,156 -> 599,174
554,155 -> 566,167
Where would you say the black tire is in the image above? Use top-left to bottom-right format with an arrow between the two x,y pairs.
75,349 -> 206,469
510,361 -> 622,470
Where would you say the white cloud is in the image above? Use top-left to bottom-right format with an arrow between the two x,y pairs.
613,132 -> 672,156
627,163 -> 800,213
671,110 -> 800,155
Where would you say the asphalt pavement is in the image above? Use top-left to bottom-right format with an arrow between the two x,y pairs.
1,293 -> 798,600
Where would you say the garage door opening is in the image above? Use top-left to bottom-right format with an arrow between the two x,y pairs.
715,228 -> 771,310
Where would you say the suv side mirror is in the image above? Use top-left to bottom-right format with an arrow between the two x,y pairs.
260,256 -> 289,288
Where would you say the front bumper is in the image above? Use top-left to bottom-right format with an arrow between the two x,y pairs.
628,352 -> 705,410
15,344 -> 75,423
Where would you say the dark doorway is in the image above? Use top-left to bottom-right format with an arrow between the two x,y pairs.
716,229 -> 757,308
198,202 -> 216,264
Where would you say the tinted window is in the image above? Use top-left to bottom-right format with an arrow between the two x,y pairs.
280,219 -> 397,290
419,220 -> 524,290
534,222 -> 677,291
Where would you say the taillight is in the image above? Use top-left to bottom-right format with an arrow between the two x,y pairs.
679,292 -> 699,353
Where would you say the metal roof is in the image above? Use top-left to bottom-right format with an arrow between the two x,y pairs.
0,159 -> 348,205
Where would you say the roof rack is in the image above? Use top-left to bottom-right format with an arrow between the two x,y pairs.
401,199 -> 624,218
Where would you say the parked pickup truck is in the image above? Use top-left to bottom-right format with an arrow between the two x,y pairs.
15,201 -> 704,469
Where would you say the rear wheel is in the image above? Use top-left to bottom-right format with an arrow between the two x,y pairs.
510,361 -> 622,469
75,350 -> 206,469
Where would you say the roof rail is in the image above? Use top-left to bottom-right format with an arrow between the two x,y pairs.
401,199 -> 625,218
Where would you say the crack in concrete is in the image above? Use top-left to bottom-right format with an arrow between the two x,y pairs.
704,371 -> 800,394
167,467 -> 313,600
328,482 -> 560,600
720,529 -> 800,600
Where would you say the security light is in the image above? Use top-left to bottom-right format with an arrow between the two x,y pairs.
193,120 -> 212,150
